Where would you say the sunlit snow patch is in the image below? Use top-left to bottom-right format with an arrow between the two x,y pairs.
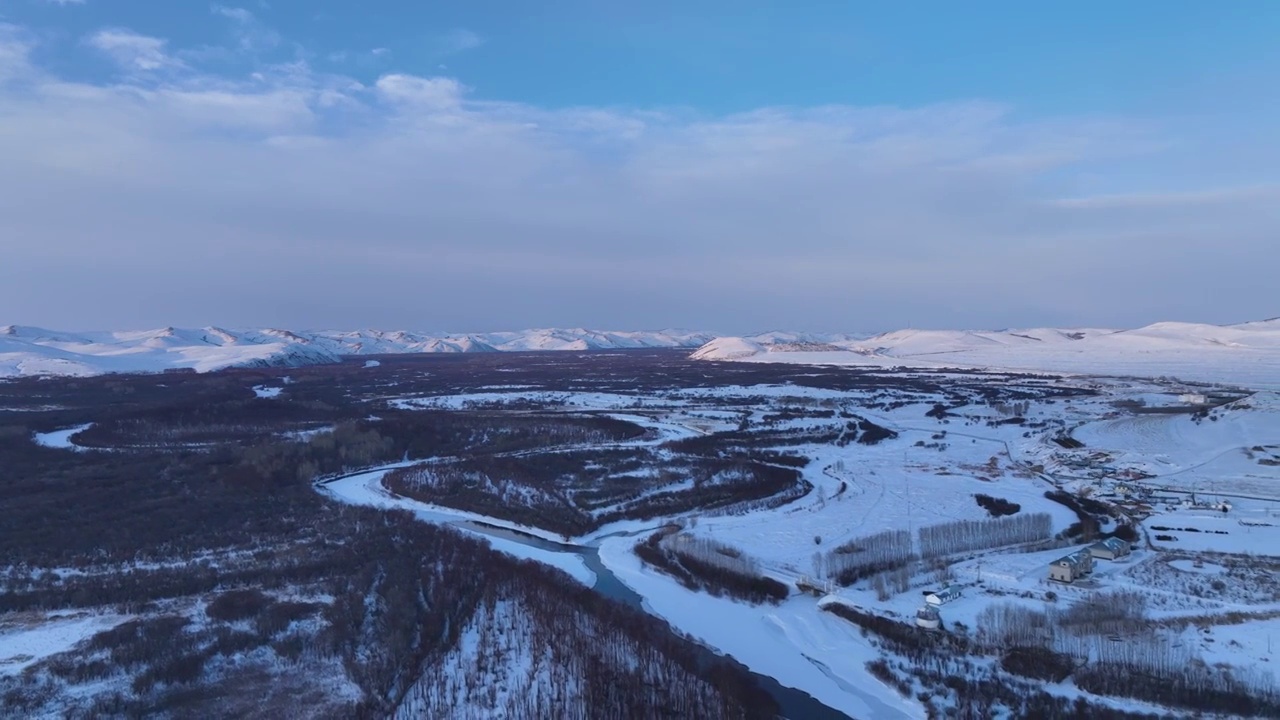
0,613 -> 127,676
33,423 -> 93,450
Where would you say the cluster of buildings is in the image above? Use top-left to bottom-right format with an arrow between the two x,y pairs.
1048,537 -> 1131,583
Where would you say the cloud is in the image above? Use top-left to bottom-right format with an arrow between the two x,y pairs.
374,74 -> 463,108
212,5 -> 254,24
86,29 -> 184,71
0,23 -> 1275,332
433,28 -> 482,56
327,47 -> 391,66
0,24 -> 34,81
1053,185 -> 1280,209
211,5 -> 281,52
42,0 -> 86,5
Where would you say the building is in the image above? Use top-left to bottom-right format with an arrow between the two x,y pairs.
1179,393 -> 1208,405
924,585 -> 962,606
915,605 -> 941,630
1049,550 -> 1094,583
1089,537 -> 1131,561
1049,556 -> 1081,583
1070,548 -> 1094,574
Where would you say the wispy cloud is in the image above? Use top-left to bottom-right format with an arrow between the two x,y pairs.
212,5 -> 253,23
1053,184 -> 1280,209
433,28 -> 482,56
86,28 -> 184,71
0,23 -> 1274,331
327,47 -> 391,66
0,24 -> 34,80
211,5 -> 280,52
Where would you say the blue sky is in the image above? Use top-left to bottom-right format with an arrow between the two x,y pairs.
16,2 -> 1279,115
0,1 -> 1277,331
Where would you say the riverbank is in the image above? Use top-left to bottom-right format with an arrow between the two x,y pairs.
318,461 -> 920,719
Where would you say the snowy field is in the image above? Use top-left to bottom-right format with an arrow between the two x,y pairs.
1144,507 -> 1280,555
0,613 -> 127,676
329,367 -> 1267,715
598,534 -> 921,720
21,347 -> 1277,717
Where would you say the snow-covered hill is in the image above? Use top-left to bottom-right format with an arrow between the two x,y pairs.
7,320 -> 1278,384
0,326 -> 342,378
691,320 -> 1280,388
0,326 -> 717,378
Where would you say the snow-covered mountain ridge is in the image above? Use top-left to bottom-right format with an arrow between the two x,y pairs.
0,326 -> 717,378
691,319 -> 1280,388
4,320 -> 1277,384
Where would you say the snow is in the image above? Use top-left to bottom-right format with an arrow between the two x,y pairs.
9,319 -> 1277,385
1144,508 -> 1280,555
319,468 -> 596,586
392,390 -> 645,412
396,599 -> 536,718
689,336 -> 766,360
0,326 -> 339,378
1179,616 -> 1280,683
282,426 -> 334,442
363,360 -> 380,368
252,385 -> 283,399
695,439 -> 1078,570
597,534 -> 921,719
318,378 -> 1280,717
1060,393 -> 1280,499
33,423 -> 93,450
1168,559 -> 1225,574
0,326 -> 717,378
0,612 -> 127,676
694,320 -> 1280,389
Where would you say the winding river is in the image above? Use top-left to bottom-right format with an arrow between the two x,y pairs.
319,469 -> 855,720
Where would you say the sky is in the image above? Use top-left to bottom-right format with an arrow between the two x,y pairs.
0,1 -> 1277,334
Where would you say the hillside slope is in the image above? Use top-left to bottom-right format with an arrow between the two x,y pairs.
6,319 -> 1277,384
691,320 -> 1280,388
0,326 -> 716,378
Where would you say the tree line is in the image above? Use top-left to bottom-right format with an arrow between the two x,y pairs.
634,531 -> 788,605
975,594 -> 1280,717
919,513 -> 1052,558
818,514 -> 1053,587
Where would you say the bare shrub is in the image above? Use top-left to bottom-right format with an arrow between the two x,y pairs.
205,589 -> 272,622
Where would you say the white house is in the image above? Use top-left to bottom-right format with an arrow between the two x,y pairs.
925,585 -> 962,606
1049,550 -> 1094,583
